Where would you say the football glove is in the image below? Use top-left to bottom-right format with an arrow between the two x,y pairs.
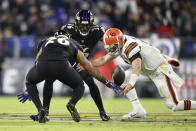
17,90 -> 31,103
106,81 -> 122,95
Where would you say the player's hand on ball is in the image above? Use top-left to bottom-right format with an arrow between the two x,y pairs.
76,63 -> 84,72
17,90 -> 31,103
120,84 -> 133,96
106,81 -> 122,95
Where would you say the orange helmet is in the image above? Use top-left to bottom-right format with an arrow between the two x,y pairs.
102,28 -> 124,52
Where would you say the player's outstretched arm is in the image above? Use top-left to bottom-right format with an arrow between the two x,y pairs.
76,50 -> 107,84
76,50 -> 122,95
91,53 -> 115,67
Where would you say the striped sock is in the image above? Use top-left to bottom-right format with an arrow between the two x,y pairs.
184,100 -> 191,110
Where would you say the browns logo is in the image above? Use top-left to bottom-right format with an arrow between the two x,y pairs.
110,32 -> 116,36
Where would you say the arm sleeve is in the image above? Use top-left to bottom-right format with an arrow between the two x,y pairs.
129,52 -> 142,63
124,42 -> 141,59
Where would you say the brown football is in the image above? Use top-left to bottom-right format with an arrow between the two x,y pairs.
112,65 -> 125,86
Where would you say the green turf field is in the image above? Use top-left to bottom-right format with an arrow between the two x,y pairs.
0,97 -> 196,131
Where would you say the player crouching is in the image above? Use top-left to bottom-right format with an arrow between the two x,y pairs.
92,28 -> 196,120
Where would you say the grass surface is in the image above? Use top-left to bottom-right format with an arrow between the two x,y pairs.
0,97 -> 196,131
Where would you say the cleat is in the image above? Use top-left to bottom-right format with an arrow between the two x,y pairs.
122,110 -> 147,120
30,114 -> 50,121
163,55 -> 180,68
30,114 -> 39,121
38,108 -> 48,123
66,103 -> 80,122
99,110 -> 110,121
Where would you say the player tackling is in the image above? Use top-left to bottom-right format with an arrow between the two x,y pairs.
92,28 -> 196,119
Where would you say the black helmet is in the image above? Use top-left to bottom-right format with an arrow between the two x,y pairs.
75,10 -> 94,36
54,29 -> 70,38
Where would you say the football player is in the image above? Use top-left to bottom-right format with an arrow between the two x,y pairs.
23,29 -> 121,123
92,28 -> 196,119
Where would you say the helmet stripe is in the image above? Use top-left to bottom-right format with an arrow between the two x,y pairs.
86,11 -> 87,20
125,42 -> 138,57
83,11 -> 84,20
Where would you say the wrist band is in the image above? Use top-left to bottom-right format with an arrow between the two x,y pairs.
100,76 -> 107,84
129,74 -> 139,87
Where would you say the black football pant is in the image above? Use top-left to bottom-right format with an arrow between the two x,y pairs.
26,61 -> 84,112
42,64 -> 105,112
78,70 -> 104,112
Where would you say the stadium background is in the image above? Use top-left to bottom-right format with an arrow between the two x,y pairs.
0,0 -> 196,100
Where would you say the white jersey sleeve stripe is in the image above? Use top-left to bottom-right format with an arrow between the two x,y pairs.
124,42 -> 138,57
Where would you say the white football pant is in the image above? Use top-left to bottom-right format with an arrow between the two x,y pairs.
148,63 -> 196,111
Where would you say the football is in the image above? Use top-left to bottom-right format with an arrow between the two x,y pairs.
112,65 -> 125,86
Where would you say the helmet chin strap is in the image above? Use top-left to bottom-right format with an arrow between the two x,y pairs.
79,30 -> 89,36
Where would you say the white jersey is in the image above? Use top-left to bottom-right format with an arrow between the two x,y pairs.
119,35 -> 165,74
111,35 -> 188,111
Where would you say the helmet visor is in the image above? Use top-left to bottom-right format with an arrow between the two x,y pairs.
106,44 -> 118,53
78,24 -> 91,36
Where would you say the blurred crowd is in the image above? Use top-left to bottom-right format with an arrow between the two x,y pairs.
0,0 -> 195,58
0,0 -> 196,39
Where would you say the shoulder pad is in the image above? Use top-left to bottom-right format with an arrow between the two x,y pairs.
124,42 -> 141,59
61,23 -> 75,30
37,39 -> 47,51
